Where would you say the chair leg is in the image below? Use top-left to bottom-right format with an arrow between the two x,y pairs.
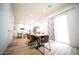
42,45 -> 51,51
43,46 -> 45,55
48,40 -> 51,51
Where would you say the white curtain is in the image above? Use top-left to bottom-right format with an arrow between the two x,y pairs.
54,15 -> 70,44
47,6 -> 75,42
48,17 -> 55,41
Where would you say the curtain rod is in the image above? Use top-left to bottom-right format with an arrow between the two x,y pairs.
54,6 -> 75,18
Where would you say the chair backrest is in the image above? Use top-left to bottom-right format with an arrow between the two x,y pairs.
27,34 -> 32,40
17,33 -> 22,35
41,35 -> 49,43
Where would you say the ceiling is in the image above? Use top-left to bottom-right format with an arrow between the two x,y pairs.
11,3 -> 73,24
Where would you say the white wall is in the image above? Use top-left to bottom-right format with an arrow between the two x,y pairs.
0,3 -> 14,54
66,4 -> 79,47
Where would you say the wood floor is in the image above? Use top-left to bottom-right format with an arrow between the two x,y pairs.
3,37 -> 79,55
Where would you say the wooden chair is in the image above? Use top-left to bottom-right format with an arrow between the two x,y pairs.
17,33 -> 22,38
26,34 -> 37,48
40,35 -> 51,54
27,34 -> 32,40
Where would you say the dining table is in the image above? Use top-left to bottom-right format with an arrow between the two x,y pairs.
29,32 -> 49,49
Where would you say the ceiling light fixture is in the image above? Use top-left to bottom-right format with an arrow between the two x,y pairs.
48,4 -> 52,8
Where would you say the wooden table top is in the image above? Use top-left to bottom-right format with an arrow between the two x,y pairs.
30,33 -> 48,37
